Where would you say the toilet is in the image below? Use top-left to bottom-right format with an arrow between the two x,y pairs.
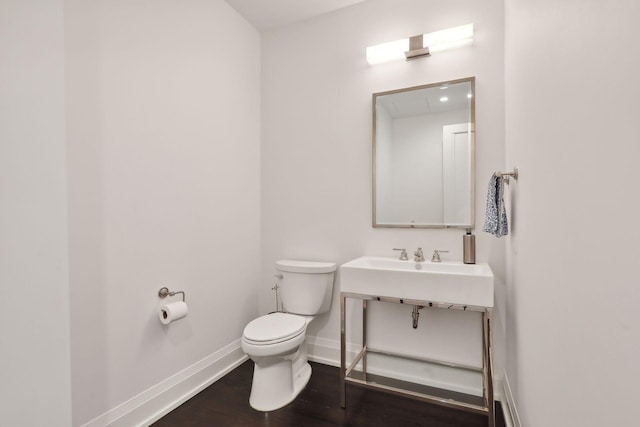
241,259 -> 336,411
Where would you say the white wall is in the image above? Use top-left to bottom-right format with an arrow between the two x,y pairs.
261,0 -> 506,389
505,0 -> 640,425
0,0 -> 72,425
65,1 -> 261,424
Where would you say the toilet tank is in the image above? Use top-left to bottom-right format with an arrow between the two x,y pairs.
276,260 -> 336,315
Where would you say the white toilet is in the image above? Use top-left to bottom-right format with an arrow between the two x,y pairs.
241,259 -> 336,411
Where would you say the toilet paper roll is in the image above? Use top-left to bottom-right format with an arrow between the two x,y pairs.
159,301 -> 188,325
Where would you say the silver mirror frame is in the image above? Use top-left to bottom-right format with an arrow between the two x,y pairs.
372,77 -> 476,229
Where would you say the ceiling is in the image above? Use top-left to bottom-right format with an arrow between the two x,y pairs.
378,81 -> 473,119
225,0 -> 368,31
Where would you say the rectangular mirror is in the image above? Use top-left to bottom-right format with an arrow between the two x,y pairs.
373,77 -> 475,228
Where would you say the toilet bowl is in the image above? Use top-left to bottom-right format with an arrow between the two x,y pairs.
241,312 -> 312,411
241,260 -> 336,412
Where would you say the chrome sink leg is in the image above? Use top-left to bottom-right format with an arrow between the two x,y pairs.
363,299 -> 368,381
340,294 -> 346,408
482,309 -> 495,427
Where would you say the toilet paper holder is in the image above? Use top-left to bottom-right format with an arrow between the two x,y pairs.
158,287 -> 186,302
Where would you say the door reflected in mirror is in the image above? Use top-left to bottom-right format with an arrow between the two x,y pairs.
373,77 -> 475,228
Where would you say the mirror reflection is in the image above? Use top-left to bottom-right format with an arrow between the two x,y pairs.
373,77 -> 475,228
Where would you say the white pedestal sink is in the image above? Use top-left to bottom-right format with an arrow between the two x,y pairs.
339,255 -> 496,426
340,256 -> 494,308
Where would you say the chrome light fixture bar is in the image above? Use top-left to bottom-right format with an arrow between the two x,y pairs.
366,24 -> 474,65
405,34 -> 430,60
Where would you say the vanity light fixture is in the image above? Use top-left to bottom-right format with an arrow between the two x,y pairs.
440,96 -> 449,102
366,23 -> 474,65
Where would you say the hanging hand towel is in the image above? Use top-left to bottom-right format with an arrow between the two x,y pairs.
483,173 -> 508,237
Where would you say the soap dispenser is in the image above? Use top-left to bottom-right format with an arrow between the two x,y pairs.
463,229 -> 476,264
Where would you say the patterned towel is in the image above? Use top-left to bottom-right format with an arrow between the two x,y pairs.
482,173 -> 508,237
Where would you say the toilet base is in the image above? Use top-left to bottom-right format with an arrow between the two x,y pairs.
248,358 -> 312,412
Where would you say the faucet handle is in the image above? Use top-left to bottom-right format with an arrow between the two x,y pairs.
393,248 -> 409,260
431,249 -> 449,263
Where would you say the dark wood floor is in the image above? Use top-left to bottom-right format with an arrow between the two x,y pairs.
153,360 -> 506,427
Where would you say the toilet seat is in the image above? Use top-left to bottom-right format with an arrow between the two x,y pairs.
243,312 -> 306,345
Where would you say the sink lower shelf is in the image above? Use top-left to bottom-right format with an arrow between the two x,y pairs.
345,370 -> 486,411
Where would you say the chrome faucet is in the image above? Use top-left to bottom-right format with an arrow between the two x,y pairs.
431,249 -> 449,262
414,247 -> 425,262
393,248 -> 408,260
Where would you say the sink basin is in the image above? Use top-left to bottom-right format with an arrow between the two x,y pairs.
340,256 -> 494,308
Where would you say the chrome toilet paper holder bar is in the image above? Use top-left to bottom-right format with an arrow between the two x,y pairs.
158,287 -> 186,302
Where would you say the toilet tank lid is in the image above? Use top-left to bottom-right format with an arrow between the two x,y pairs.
276,259 -> 336,273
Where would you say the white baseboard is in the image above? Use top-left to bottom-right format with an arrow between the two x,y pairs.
501,372 -> 522,427
306,335 -> 355,367
81,340 -> 248,427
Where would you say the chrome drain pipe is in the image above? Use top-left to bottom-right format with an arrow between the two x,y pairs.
412,305 -> 424,329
